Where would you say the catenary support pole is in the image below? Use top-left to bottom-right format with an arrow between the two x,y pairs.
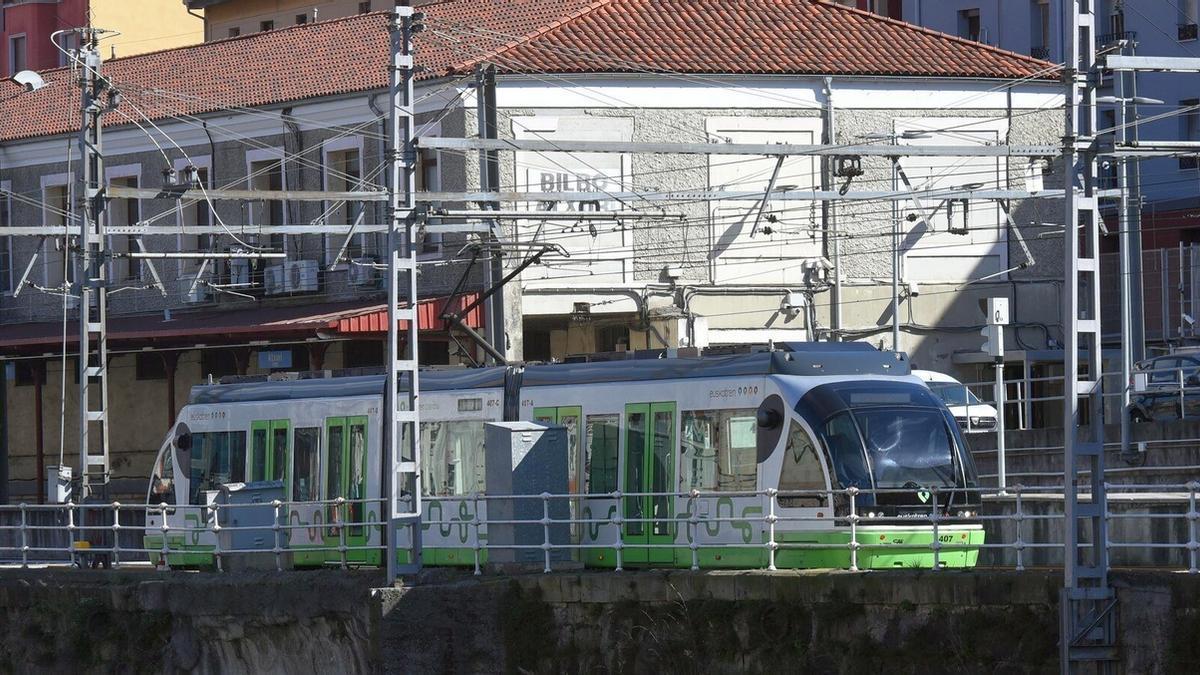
77,28 -> 113,500
385,1 -> 424,585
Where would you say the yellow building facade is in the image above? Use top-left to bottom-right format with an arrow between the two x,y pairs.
92,0 -> 204,57
191,0 -> 393,40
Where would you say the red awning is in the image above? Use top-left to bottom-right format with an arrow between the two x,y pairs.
0,295 -> 483,351
327,293 -> 484,335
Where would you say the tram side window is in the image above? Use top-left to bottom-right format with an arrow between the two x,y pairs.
822,411 -> 872,490
150,446 -> 176,505
778,422 -> 825,508
680,409 -> 757,491
188,431 -> 247,505
585,415 -> 620,493
420,421 -> 486,496
293,427 -> 321,501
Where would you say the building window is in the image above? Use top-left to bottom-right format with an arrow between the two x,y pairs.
0,181 -> 11,294
260,20 -> 274,32
107,174 -> 142,281
14,361 -> 44,387
247,154 -> 286,253
1182,1 -> 1200,41
228,27 -> 241,38
177,163 -> 212,278
1031,0 -> 1051,58
359,1 -> 372,14
295,14 -> 308,25
8,34 -> 26,76
1182,99 -> 1200,169
56,32 -> 78,68
416,149 -> 442,255
200,349 -> 240,380
323,144 -> 374,264
135,352 -> 166,380
41,180 -> 72,288
958,8 -> 982,42
342,340 -> 384,369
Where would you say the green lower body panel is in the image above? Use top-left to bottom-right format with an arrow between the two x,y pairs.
580,527 -> 984,570
144,536 -> 215,568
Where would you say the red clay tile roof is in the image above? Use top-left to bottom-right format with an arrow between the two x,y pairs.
0,0 -> 1054,143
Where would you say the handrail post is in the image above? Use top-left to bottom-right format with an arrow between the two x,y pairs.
848,487 -> 859,572
111,502 -> 121,569
688,490 -> 699,571
472,492 -> 482,576
541,492 -> 552,574
19,503 -> 28,568
1181,368 -> 1187,419
273,500 -> 283,572
766,488 -> 778,571
159,503 -> 170,571
212,502 -> 223,573
338,497 -> 349,570
612,490 -> 623,572
1188,481 -> 1198,574
930,486 -> 941,570
1014,484 -> 1026,572
67,500 -> 77,568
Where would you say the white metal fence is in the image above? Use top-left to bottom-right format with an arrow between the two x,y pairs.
0,485 -> 1197,574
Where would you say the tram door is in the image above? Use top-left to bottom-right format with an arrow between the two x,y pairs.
534,406 -> 583,544
250,420 -> 290,485
532,406 -> 582,493
323,417 -> 371,563
623,402 -> 676,564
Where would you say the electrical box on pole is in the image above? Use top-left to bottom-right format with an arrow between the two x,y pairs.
985,298 -> 1007,492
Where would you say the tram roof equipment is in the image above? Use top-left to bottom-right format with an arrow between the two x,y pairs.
189,345 -> 910,405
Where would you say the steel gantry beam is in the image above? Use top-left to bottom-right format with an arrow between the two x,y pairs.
417,136 -> 1062,158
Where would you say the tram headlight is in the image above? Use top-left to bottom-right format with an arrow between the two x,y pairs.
956,509 -> 976,518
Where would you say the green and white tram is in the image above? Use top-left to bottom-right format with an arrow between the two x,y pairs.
145,345 -> 984,569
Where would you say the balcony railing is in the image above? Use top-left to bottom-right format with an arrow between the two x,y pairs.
1097,30 -> 1137,47
1180,23 -> 1199,41
1030,46 -> 1051,60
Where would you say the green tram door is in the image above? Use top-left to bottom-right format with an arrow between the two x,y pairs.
623,402 -> 676,565
323,417 -> 373,565
250,420 -> 290,484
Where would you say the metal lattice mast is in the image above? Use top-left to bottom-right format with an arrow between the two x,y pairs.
385,1 -> 423,584
1061,1 -> 1116,671
78,30 -> 114,497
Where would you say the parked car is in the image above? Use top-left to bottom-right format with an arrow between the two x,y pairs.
912,369 -> 998,433
1129,354 -> 1200,422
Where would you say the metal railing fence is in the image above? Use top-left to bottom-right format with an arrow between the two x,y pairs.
0,484 -> 1197,575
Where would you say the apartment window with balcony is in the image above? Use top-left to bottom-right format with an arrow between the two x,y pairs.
8,34 -> 26,76
958,9 -> 982,42
1181,99 -> 1200,169
0,181 -> 11,294
1030,0 -> 1051,58
1182,0 -> 1200,41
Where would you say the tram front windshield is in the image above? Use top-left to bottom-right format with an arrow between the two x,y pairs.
852,408 -> 956,488
798,381 -> 970,491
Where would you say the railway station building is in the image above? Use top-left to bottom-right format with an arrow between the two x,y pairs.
0,0 -> 1067,501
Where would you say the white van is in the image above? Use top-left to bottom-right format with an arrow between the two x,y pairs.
912,369 -> 998,434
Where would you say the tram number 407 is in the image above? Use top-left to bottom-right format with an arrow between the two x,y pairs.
938,534 -> 955,543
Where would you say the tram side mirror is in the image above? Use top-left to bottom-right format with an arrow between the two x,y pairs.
174,423 -> 193,452
756,394 -> 787,464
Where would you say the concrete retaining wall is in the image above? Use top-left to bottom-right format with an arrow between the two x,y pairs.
3,568 -> 1199,674
0,570 -> 380,674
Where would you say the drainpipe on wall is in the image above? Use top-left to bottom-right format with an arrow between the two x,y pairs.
822,77 -> 840,340
34,363 -> 44,504
0,360 -> 7,505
